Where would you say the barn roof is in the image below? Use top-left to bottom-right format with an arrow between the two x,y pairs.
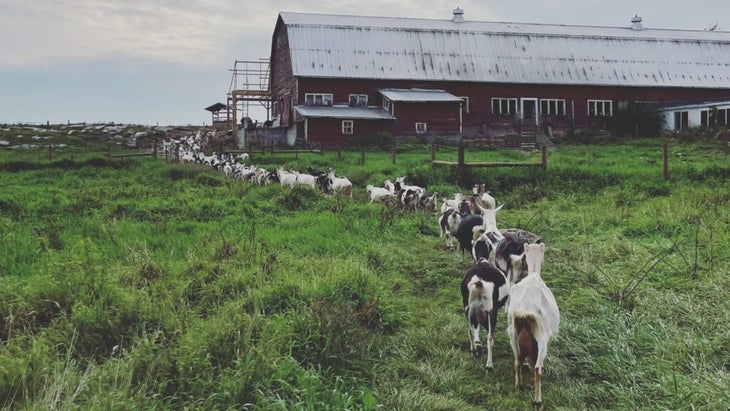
379,88 -> 462,102
279,11 -> 730,89
294,105 -> 394,120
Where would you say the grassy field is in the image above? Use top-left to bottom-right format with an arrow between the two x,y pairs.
1,126 -> 729,410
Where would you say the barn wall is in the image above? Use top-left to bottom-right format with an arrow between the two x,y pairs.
391,101 -> 460,136
281,76 -> 730,136
305,118 -> 394,147
271,19 -> 297,128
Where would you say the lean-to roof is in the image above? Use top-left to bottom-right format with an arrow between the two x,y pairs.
295,105 -> 394,120
379,88 -> 462,102
279,11 -> 730,89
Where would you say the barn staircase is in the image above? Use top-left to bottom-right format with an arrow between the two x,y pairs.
519,126 -> 556,150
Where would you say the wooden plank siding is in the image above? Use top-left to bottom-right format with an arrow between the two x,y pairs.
305,118 -> 393,147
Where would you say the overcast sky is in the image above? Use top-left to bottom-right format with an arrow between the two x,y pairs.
1,0 -> 728,126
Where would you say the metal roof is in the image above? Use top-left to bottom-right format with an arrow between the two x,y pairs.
294,105 -> 395,120
379,88 -> 462,102
279,11 -> 730,89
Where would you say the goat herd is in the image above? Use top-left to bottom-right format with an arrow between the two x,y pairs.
440,188 -> 560,408
163,132 -> 560,409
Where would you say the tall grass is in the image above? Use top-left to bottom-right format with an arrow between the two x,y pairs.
0,138 -> 728,409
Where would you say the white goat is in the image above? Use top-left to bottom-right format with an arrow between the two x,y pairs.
366,184 -> 394,203
507,242 -> 560,409
277,168 -> 298,188
327,170 -> 353,197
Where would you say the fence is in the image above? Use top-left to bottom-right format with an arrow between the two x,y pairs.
433,144 -> 548,186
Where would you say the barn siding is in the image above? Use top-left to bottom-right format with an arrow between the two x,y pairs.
306,118 -> 394,147
390,101 -> 460,135
271,18 -> 298,128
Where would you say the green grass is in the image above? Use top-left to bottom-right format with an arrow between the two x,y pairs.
1,130 -> 729,410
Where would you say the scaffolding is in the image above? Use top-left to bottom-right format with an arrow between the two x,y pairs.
228,59 -> 272,132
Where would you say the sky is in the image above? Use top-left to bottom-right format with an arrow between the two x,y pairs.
1,0 -> 728,126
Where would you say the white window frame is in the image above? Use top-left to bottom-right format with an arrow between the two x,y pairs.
342,120 -> 354,135
701,107 -> 730,127
459,96 -> 469,114
304,93 -> 333,106
491,98 -> 518,115
539,99 -> 566,116
383,97 -> 391,111
415,122 -> 427,134
674,111 -> 688,130
348,94 -> 368,107
588,99 -> 613,117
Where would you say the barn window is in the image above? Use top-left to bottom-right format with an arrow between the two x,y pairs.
719,108 -> 729,126
272,100 -> 279,118
460,97 -> 470,114
342,120 -> 354,135
674,111 -> 688,130
701,107 -> 730,127
304,93 -> 333,106
539,99 -> 565,116
415,122 -> 427,134
491,98 -> 517,115
349,94 -> 368,106
383,97 -> 391,111
588,100 -> 613,117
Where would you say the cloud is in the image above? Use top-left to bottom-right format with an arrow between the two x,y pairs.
0,0 -> 268,67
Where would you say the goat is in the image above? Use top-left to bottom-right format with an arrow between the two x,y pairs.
437,208 -> 461,249
507,243 -> 560,409
471,231 -> 493,262
417,191 -> 438,212
460,259 -> 509,369
457,203 -> 504,261
294,171 -> 319,189
327,170 -> 353,197
276,168 -> 297,187
367,184 -> 394,203
496,229 -> 545,287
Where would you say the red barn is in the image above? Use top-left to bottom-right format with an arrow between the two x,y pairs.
265,9 -> 730,147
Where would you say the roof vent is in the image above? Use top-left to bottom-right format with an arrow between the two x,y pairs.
630,14 -> 644,30
452,7 -> 464,23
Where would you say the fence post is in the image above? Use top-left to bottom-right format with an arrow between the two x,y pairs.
360,151 -> 365,165
457,143 -> 466,187
663,140 -> 669,181
153,139 -> 158,159
541,146 -> 548,169
391,145 -> 397,164
108,144 -> 112,157
48,145 -> 53,161
431,143 -> 436,161
338,149 -> 342,161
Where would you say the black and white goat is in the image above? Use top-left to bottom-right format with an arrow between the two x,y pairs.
460,258 -> 509,369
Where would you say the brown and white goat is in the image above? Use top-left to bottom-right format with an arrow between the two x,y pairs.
507,243 -> 560,409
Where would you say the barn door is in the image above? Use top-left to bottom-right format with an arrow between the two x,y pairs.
520,98 -> 538,125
